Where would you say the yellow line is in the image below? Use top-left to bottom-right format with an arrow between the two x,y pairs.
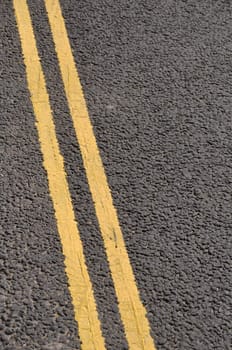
44,1 -> 156,349
13,1 -> 106,349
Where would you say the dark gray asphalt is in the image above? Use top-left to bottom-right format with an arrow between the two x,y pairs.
1,0 -> 232,349
1,2 -> 80,349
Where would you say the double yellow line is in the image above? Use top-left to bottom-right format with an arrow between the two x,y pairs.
14,1 -> 156,349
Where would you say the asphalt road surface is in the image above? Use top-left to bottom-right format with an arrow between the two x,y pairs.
1,1 -> 231,349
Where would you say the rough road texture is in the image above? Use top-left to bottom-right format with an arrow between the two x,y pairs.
0,2 -> 79,349
1,0 -> 232,349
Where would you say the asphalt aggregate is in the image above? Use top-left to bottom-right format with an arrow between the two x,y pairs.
1,1 -> 232,349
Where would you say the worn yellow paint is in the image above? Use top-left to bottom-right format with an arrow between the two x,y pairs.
13,1 -> 106,349
45,1 -> 156,349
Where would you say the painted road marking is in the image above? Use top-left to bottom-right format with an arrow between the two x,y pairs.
13,1 -> 106,349
45,1 -> 156,349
